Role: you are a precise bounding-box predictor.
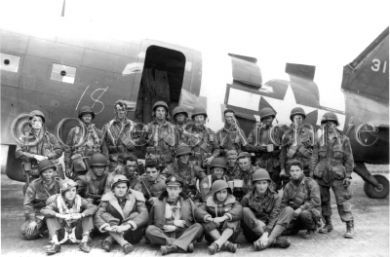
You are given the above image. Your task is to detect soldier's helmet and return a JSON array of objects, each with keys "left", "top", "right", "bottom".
[
  {"left": 29, "top": 110, "right": 46, "bottom": 123},
  {"left": 290, "top": 107, "right": 306, "bottom": 121},
  {"left": 153, "top": 101, "right": 169, "bottom": 112},
  {"left": 191, "top": 106, "right": 208, "bottom": 119},
  {"left": 89, "top": 153, "right": 108, "bottom": 167},
  {"left": 226, "top": 149, "right": 238, "bottom": 159},
  {"left": 60, "top": 178, "right": 78, "bottom": 194},
  {"left": 166, "top": 175, "right": 184, "bottom": 187},
  {"left": 211, "top": 180, "right": 230, "bottom": 195},
  {"left": 111, "top": 174, "right": 130, "bottom": 190},
  {"left": 38, "top": 159, "right": 56, "bottom": 174},
  {"left": 259, "top": 107, "right": 276, "bottom": 120},
  {"left": 252, "top": 168, "right": 271, "bottom": 182},
  {"left": 175, "top": 143, "right": 192, "bottom": 157},
  {"left": 78, "top": 106, "right": 95, "bottom": 119},
  {"left": 237, "top": 151, "right": 251, "bottom": 160},
  {"left": 223, "top": 108, "right": 235, "bottom": 115},
  {"left": 321, "top": 112, "right": 339, "bottom": 126},
  {"left": 172, "top": 106, "right": 188, "bottom": 119},
  {"left": 210, "top": 157, "right": 227, "bottom": 170}
]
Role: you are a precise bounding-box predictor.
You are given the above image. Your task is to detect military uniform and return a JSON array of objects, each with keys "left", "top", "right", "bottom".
[
  {"left": 216, "top": 126, "right": 248, "bottom": 154},
  {"left": 231, "top": 154, "right": 256, "bottom": 202},
  {"left": 95, "top": 175, "right": 148, "bottom": 251},
  {"left": 276, "top": 176, "right": 321, "bottom": 233},
  {"left": 16, "top": 129, "right": 63, "bottom": 186},
  {"left": 101, "top": 118, "right": 137, "bottom": 171},
  {"left": 139, "top": 174, "right": 167, "bottom": 200},
  {"left": 241, "top": 188, "right": 281, "bottom": 242},
  {"left": 172, "top": 105, "right": 190, "bottom": 143},
  {"left": 77, "top": 170, "right": 108, "bottom": 205},
  {"left": 312, "top": 112, "right": 355, "bottom": 237},
  {"left": 145, "top": 176, "right": 203, "bottom": 254},
  {"left": 104, "top": 167, "right": 142, "bottom": 194},
  {"left": 198, "top": 174, "right": 229, "bottom": 202},
  {"left": 21, "top": 177, "right": 61, "bottom": 239}
]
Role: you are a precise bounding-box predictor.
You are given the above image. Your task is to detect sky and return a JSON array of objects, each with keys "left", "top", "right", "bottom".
[{"left": 0, "top": 0, "right": 389, "bottom": 129}]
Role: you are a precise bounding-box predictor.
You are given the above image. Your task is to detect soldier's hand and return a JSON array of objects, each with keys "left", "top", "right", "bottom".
[
  {"left": 163, "top": 225, "right": 177, "bottom": 232},
  {"left": 173, "top": 220, "right": 186, "bottom": 228},
  {"left": 293, "top": 208, "right": 302, "bottom": 218},
  {"left": 115, "top": 224, "right": 130, "bottom": 233},
  {"left": 257, "top": 145, "right": 267, "bottom": 152},
  {"left": 26, "top": 221, "right": 38, "bottom": 234},
  {"left": 55, "top": 213, "right": 67, "bottom": 220},
  {"left": 343, "top": 178, "right": 352, "bottom": 188},
  {"left": 213, "top": 216, "right": 227, "bottom": 224},
  {"left": 259, "top": 232, "right": 269, "bottom": 248},
  {"left": 34, "top": 155, "right": 48, "bottom": 162},
  {"left": 104, "top": 226, "right": 114, "bottom": 232}
]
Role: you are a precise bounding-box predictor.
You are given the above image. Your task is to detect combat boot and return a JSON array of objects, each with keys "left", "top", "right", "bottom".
[
  {"left": 45, "top": 243, "right": 61, "bottom": 255},
  {"left": 319, "top": 216, "right": 333, "bottom": 234},
  {"left": 271, "top": 237, "right": 291, "bottom": 248},
  {"left": 161, "top": 244, "right": 178, "bottom": 255},
  {"left": 344, "top": 220, "right": 354, "bottom": 239}
]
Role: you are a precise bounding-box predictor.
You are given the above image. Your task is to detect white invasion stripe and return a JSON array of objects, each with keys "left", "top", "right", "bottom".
[{"left": 228, "top": 88, "right": 260, "bottom": 111}]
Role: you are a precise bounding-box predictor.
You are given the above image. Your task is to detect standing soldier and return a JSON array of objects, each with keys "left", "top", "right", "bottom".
[
  {"left": 183, "top": 106, "right": 220, "bottom": 168},
  {"left": 145, "top": 175, "right": 204, "bottom": 255},
  {"left": 41, "top": 179, "right": 97, "bottom": 255},
  {"left": 15, "top": 110, "right": 63, "bottom": 191},
  {"left": 313, "top": 112, "right": 355, "bottom": 238},
  {"left": 65, "top": 106, "right": 102, "bottom": 178},
  {"left": 241, "top": 168, "right": 289, "bottom": 250},
  {"left": 280, "top": 107, "right": 315, "bottom": 178},
  {"left": 21, "top": 160, "right": 61, "bottom": 240},
  {"left": 216, "top": 109, "right": 248, "bottom": 155},
  {"left": 95, "top": 175, "right": 148, "bottom": 254},
  {"left": 195, "top": 180, "right": 242, "bottom": 254},
  {"left": 101, "top": 100, "right": 137, "bottom": 172},
  {"left": 255, "top": 160, "right": 321, "bottom": 251},
  {"left": 172, "top": 105, "right": 189, "bottom": 142},
  {"left": 163, "top": 144, "right": 205, "bottom": 199},
  {"left": 146, "top": 101, "right": 178, "bottom": 168},
  {"left": 247, "top": 107, "right": 282, "bottom": 189},
  {"left": 77, "top": 153, "right": 109, "bottom": 205}
]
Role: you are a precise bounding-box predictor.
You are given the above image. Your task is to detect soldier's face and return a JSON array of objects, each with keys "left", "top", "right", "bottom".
[
  {"left": 31, "top": 116, "right": 43, "bottom": 130},
  {"left": 146, "top": 167, "right": 159, "bottom": 181},
  {"left": 64, "top": 187, "right": 77, "bottom": 201},
  {"left": 293, "top": 115, "right": 303, "bottom": 126},
  {"left": 261, "top": 116, "right": 274, "bottom": 127},
  {"left": 41, "top": 168, "right": 54, "bottom": 183},
  {"left": 115, "top": 104, "right": 127, "bottom": 120},
  {"left": 92, "top": 166, "right": 106, "bottom": 177},
  {"left": 212, "top": 167, "right": 225, "bottom": 179},
  {"left": 290, "top": 165, "right": 304, "bottom": 180},
  {"left": 113, "top": 183, "right": 128, "bottom": 198},
  {"left": 238, "top": 157, "right": 251, "bottom": 171},
  {"left": 167, "top": 185, "right": 182, "bottom": 200},
  {"left": 215, "top": 189, "right": 228, "bottom": 202},
  {"left": 194, "top": 115, "right": 205, "bottom": 126},
  {"left": 81, "top": 114, "right": 92, "bottom": 124},
  {"left": 125, "top": 161, "right": 138, "bottom": 177},
  {"left": 175, "top": 113, "right": 186, "bottom": 124},
  {"left": 155, "top": 107, "right": 167, "bottom": 120},
  {"left": 255, "top": 180, "right": 269, "bottom": 194},
  {"left": 227, "top": 156, "right": 237, "bottom": 167},
  {"left": 224, "top": 113, "right": 235, "bottom": 126},
  {"left": 178, "top": 154, "right": 190, "bottom": 164}
]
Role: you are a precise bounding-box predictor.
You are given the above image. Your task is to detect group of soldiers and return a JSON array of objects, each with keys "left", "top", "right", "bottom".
[{"left": 16, "top": 99, "right": 355, "bottom": 255}]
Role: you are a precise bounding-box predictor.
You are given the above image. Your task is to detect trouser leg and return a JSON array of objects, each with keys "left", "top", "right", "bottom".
[
  {"left": 332, "top": 180, "right": 353, "bottom": 222},
  {"left": 173, "top": 223, "right": 203, "bottom": 251},
  {"left": 297, "top": 211, "right": 316, "bottom": 230},
  {"left": 123, "top": 225, "right": 146, "bottom": 244},
  {"left": 242, "top": 207, "right": 265, "bottom": 242},
  {"left": 46, "top": 218, "right": 63, "bottom": 238},
  {"left": 20, "top": 219, "right": 44, "bottom": 240},
  {"left": 145, "top": 225, "right": 173, "bottom": 246}
]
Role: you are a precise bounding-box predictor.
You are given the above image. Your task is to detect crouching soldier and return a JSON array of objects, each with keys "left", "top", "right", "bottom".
[
  {"left": 95, "top": 175, "right": 148, "bottom": 254},
  {"left": 241, "top": 168, "right": 290, "bottom": 250},
  {"left": 145, "top": 175, "right": 203, "bottom": 255},
  {"left": 41, "top": 179, "right": 97, "bottom": 255},
  {"left": 255, "top": 160, "right": 321, "bottom": 251},
  {"left": 21, "top": 160, "right": 61, "bottom": 240},
  {"left": 77, "top": 152, "right": 109, "bottom": 205},
  {"left": 196, "top": 180, "right": 242, "bottom": 255}
]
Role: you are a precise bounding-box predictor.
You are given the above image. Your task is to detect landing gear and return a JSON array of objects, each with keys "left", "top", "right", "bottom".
[
  {"left": 354, "top": 162, "right": 389, "bottom": 199},
  {"left": 364, "top": 174, "right": 389, "bottom": 199}
]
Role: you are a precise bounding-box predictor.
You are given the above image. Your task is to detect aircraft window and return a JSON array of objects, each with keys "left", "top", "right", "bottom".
[
  {"left": 50, "top": 64, "right": 76, "bottom": 84},
  {"left": 0, "top": 53, "right": 20, "bottom": 72}
]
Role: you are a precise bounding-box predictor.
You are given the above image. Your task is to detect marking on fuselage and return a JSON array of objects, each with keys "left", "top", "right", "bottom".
[
  {"left": 90, "top": 86, "right": 109, "bottom": 114},
  {"left": 75, "top": 85, "right": 90, "bottom": 111}
]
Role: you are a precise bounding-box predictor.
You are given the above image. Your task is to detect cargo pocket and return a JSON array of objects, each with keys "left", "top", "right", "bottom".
[{"left": 331, "top": 165, "right": 346, "bottom": 180}]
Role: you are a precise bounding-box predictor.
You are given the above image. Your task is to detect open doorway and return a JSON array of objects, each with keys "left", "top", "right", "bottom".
[{"left": 135, "top": 45, "right": 186, "bottom": 123}]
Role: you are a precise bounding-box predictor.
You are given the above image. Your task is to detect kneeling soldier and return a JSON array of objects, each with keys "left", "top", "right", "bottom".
[
  {"left": 145, "top": 175, "right": 203, "bottom": 255},
  {"left": 41, "top": 179, "right": 97, "bottom": 255},
  {"left": 256, "top": 160, "right": 321, "bottom": 250},
  {"left": 196, "top": 180, "right": 242, "bottom": 255},
  {"left": 95, "top": 175, "right": 148, "bottom": 254},
  {"left": 241, "top": 168, "right": 290, "bottom": 250},
  {"left": 21, "top": 160, "right": 61, "bottom": 240}
]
